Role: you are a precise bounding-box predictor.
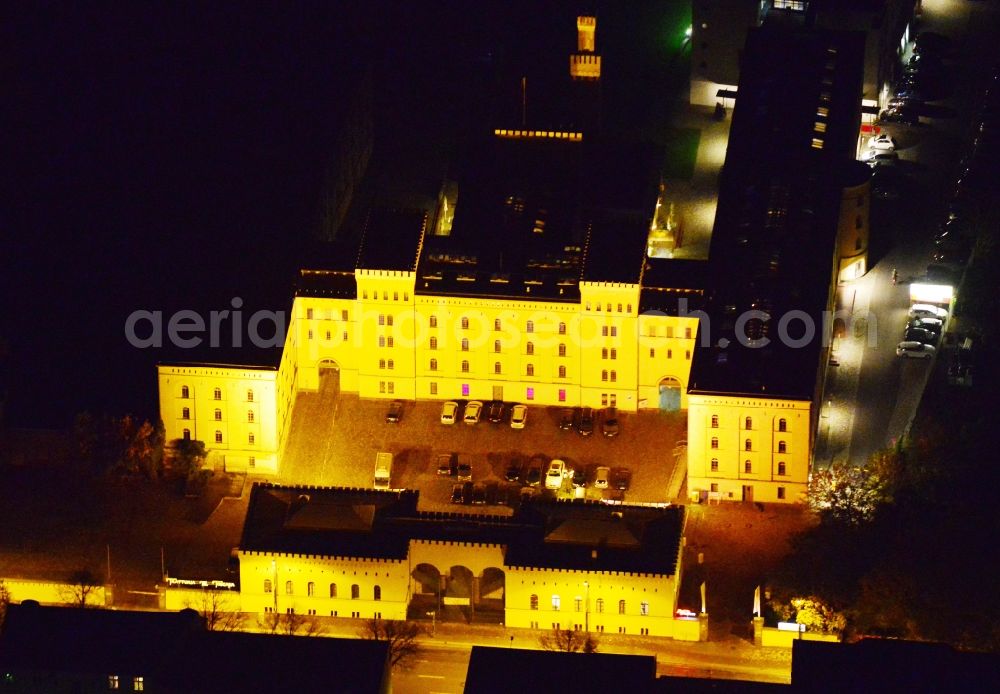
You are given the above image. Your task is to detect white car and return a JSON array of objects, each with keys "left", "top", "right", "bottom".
[
  {"left": 463, "top": 400, "right": 483, "bottom": 425},
  {"left": 594, "top": 466, "right": 611, "bottom": 489},
  {"left": 545, "top": 459, "right": 566, "bottom": 489},
  {"left": 896, "top": 341, "right": 936, "bottom": 359},
  {"left": 510, "top": 404, "right": 527, "bottom": 429},
  {"left": 909, "top": 303, "right": 948, "bottom": 320},
  {"left": 867, "top": 133, "right": 896, "bottom": 151},
  {"left": 440, "top": 401, "right": 459, "bottom": 425}
]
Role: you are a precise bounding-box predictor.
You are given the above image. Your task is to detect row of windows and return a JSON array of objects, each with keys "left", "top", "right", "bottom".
[
  {"left": 643, "top": 326, "right": 693, "bottom": 339},
  {"left": 528, "top": 595, "right": 648, "bottom": 615},
  {"left": 710, "top": 459, "right": 787, "bottom": 475},
  {"left": 307, "top": 330, "right": 349, "bottom": 341},
  {"left": 363, "top": 290, "right": 409, "bottom": 302},
  {"left": 179, "top": 430, "right": 254, "bottom": 446},
  {"left": 305, "top": 308, "right": 350, "bottom": 321},
  {"left": 265, "top": 580, "right": 381, "bottom": 600},
  {"left": 428, "top": 360, "right": 569, "bottom": 378},
  {"left": 181, "top": 408, "right": 256, "bottom": 423},
  {"left": 107, "top": 675, "right": 143, "bottom": 691},
  {"left": 709, "top": 438, "right": 788, "bottom": 453},
  {"left": 427, "top": 337, "right": 574, "bottom": 355},
  {"left": 708, "top": 484, "right": 787, "bottom": 500},
  {"left": 711, "top": 415, "right": 788, "bottom": 432},
  {"left": 180, "top": 386, "right": 254, "bottom": 402},
  {"left": 584, "top": 302, "right": 633, "bottom": 314}
]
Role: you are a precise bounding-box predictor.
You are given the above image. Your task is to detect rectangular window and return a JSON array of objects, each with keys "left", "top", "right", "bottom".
[
  {"left": 494, "top": 318, "right": 501, "bottom": 331},
  {"left": 685, "top": 327, "right": 692, "bottom": 339},
  {"left": 711, "top": 483, "right": 719, "bottom": 492},
  {"left": 306, "top": 308, "right": 314, "bottom": 319},
  {"left": 388, "top": 382, "right": 394, "bottom": 394},
  {"left": 601, "top": 326, "right": 609, "bottom": 337},
  {"left": 378, "top": 315, "right": 385, "bottom": 326},
  {"left": 430, "top": 382, "right": 438, "bottom": 395},
  {"left": 711, "top": 459, "right": 719, "bottom": 472},
  {"left": 325, "top": 330, "right": 331, "bottom": 341},
  {"left": 308, "top": 330, "right": 314, "bottom": 340},
  {"left": 379, "top": 381, "right": 386, "bottom": 394},
  {"left": 342, "top": 309, "right": 349, "bottom": 321},
  {"left": 462, "top": 383, "right": 470, "bottom": 397},
  {"left": 430, "top": 315, "right": 438, "bottom": 328},
  {"left": 610, "top": 348, "right": 617, "bottom": 360},
  {"left": 379, "top": 336, "right": 385, "bottom": 347},
  {"left": 461, "top": 317, "right": 469, "bottom": 329},
  {"left": 611, "top": 327, "right": 617, "bottom": 337},
  {"left": 558, "top": 389, "right": 566, "bottom": 402},
  {"left": 685, "top": 350, "right": 691, "bottom": 360},
  {"left": 387, "top": 316, "right": 393, "bottom": 326},
  {"left": 526, "top": 387, "right": 535, "bottom": 401},
  {"left": 777, "top": 487, "right": 786, "bottom": 500},
  {"left": 650, "top": 348, "right": 655, "bottom": 358}
]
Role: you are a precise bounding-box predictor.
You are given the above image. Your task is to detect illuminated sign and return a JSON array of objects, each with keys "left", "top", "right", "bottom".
[
  {"left": 910, "top": 283, "right": 953, "bottom": 305},
  {"left": 777, "top": 621, "right": 806, "bottom": 632},
  {"left": 675, "top": 608, "right": 698, "bottom": 620},
  {"left": 166, "top": 577, "right": 237, "bottom": 590}
]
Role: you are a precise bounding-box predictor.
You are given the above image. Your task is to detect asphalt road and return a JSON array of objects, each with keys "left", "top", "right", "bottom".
[{"left": 844, "top": 0, "right": 998, "bottom": 465}]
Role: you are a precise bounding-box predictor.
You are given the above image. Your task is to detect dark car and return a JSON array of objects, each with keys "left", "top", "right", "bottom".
[
  {"left": 504, "top": 460, "right": 522, "bottom": 483},
  {"left": 385, "top": 400, "right": 403, "bottom": 423},
  {"left": 612, "top": 468, "right": 632, "bottom": 492},
  {"left": 457, "top": 460, "right": 473, "bottom": 482},
  {"left": 471, "top": 484, "right": 487, "bottom": 505},
  {"left": 451, "top": 484, "right": 464, "bottom": 504},
  {"left": 558, "top": 409, "right": 575, "bottom": 430},
  {"left": 572, "top": 468, "right": 587, "bottom": 488},
  {"left": 576, "top": 407, "right": 595, "bottom": 436},
  {"left": 879, "top": 108, "right": 919, "bottom": 126},
  {"left": 436, "top": 453, "right": 458, "bottom": 476},
  {"left": 461, "top": 481, "right": 474, "bottom": 504},
  {"left": 484, "top": 482, "right": 500, "bottom": 505},
  {"left": 601, "top": 409, "right": 620, "bottom": 438},
  {"left": 525, "top": 459, "right": 543, "bottom": 486},
  {"left": 908, "top": 317, "right": 943, "bottom": 336},
  {"left": 487, "top": 401, "right": 505, "bottom": 423},
  {"left": 905, "top": 327, "right": 936, "bottom": 345}
]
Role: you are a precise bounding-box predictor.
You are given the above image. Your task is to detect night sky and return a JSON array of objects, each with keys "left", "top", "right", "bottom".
[{"left": 4, "top": 1, "right": 679, "bottom": 427}]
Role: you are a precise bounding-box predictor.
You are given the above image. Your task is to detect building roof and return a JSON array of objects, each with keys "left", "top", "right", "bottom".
[
  {"left": 0, "top": 603, "right": 390, "bottom": 694},
  {"left": 791, "top": 638, "right": 1000, "bottom": 691},
  {"left": 415, "top": 134, "right": 661, "bottom": 302},
  {"left": 465, "top": 646, "right": 657, "bottom": 694},
  {"left": 240, "top": 484, "right": 685, "bottom": 576},
  {"left": 689, "top": 26, "right": 867, "bottom": 400},
  {"left": 356, "top": 207, "right": 427, "bottom": 272}
]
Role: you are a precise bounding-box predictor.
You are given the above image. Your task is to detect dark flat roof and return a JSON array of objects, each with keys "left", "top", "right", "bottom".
[
  {"left": 415, "top": 135, "right": 660, "bottom": 302},
  {"left": 690, "top": 27, "right": 866, "bottom": 400},
  {"left": 465, "top": 647, "right": 657, "bottom": 694},
  {"left": 356, "top": 207, "right": 427, "bottom": 272},
  {"left": 240, "top": 485, "right": 684, "bottom": 576},
  {"left": 0, "top": 603, "right": 390, "bottom": 694}
]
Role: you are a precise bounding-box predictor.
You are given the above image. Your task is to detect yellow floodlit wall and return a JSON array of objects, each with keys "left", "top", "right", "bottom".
[{"left": 687, "top": 394, "right": 811, "bottom": 504}]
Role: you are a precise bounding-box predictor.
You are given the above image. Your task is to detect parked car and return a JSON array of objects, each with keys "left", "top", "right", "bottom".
[
  {"left": 558, "top": 408, "right": 575, "bottom": 431},
  {"left": 909, "top": 303, "right": 948, "bottom": 320},
  {"left": 510, "top": 404, "right": 528, "bottom": 429},
  {"left": 887, "top": 95, "right": 923, "bottom": 110},
  {"left": 572, "top": 467, "right": 587, "bottom": 488},
  {"left": 463, "top": 400, "right": 483, "bottom": 425},
  {"left": 385, "top": 400, "right": 403, "bottom": 423},
  {"left": 908, "top": 317, "right": 943, "bottom": 335},
  {"left": 525, "top": 459, "right": 543, "bottom": 486},
  {"left": 866, "top": 152, "right": 899, "bottom": 167},
  {"left": 471, "top": 484, "right": 487, "bottom": 505},
  {"left": 879, "top": 108, "right": 919, "bottom": 126},
  {"left": 436, "top": 452, "right": 457, "bottom": 476},
  {"left": 904, "top": 327, "right": 936, "bottom": 345},
  {"left": 504, "top": 459, "right": 522, "bottom": 482},
  {"left": 484, "top": 482, "right": 500, "bottom": 505},
  {"left": 896, "top": 341, "right": 936, "bottom": 359},
  {"left": 545, "top": 459, "right": 566, "bottom": 490},
  {"left": 594, "top": 466, "right": 611, "bottom": 489},
  {"left": 486, "top": 401, "right": 505, "bottom": 423},
  {"left": 601, "top": 409, "right": 620, "bottom": 438},
  {"left": 461, "top": 481, "right": 474, "bottom": 504},
  {"left": 612, "top": 468, "right": 632, "bottom": 492},
  {"left": 576, "top": 407, "right": 595, "bottom": 436},
  {"left": 867, "top": 133, "right": 896, "bottom": 151},
  {"left": 451, "top": 484, "right": 464, "bottom": 504},
  {"left": 440, "top": 401, "right": 460, "bottom": 425},
  {"left": 457, "top": 460, "right": 473, "bottom": 481}
]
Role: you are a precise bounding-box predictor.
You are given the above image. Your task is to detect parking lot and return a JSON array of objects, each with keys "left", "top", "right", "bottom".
[{"left": 278, "top": 384, "right": 687, "bottom": 512}]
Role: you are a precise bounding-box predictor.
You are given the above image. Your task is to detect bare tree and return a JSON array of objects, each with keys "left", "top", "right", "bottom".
[
  {"left": 0, "top": 580, "right": 11, "bottom": 626},
  {"left": 62, "top": 569, "right": 102, "bottom": 607},
  {"left": 256, "top": 611, "right": 323, "bottom": 637},
  {"left": 539, "top": 628, "right": 599, "bottom": 653},
  {"left": 191, "top": 589, "right": 244, "bottom": 632},
  {"left": 359, "top": 618, "right": 424, "bottom": 669}
]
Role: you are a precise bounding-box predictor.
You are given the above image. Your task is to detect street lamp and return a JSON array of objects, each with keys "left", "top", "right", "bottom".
[
  {"left": 583, "top": 581, "right": 590, "bottom": 632},
  {"left": 271, "top": 559, "right": 278, "bottom": 614}
]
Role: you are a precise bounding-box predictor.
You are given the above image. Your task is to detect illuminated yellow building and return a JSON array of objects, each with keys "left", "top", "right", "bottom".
[{"left": 236, "top": 484, "right": 695, "bottom": 638}]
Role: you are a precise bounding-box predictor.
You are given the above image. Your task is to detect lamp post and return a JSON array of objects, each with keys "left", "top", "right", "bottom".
[
  {"left": 271, "top": 559, "right": 278, "bottom": 614},
  {"left": 584, "top": 581, "right": 590, "bottom": 633}
]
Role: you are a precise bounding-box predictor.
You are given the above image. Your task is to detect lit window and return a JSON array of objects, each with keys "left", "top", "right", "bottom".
[
  {"left": 285, "top": 581, "right": 293, "bottom": 595},
  {"left": 430, "top": 337, "right": 438, "bottom": 350},
  {"left": 814, "top": 121, "right": 827, "bottom": 133},
  {"left": 214, "top": 408, "right": 222, "bottom": 421},
  {"left": 494, "top": 318, "right": 501, "bottom": 331},
  {"left": 248, "top": 433, "right": 255, "bottom": 445},
  {"left": 595, "top": 598, "right": 604, "bottom": 613},
  {"left": 374, "top": 585, "right": 382, "bottom": 601},
  {"left": 307, "top": 582, "right": 315, "bottom": 596},
  {"left": 213, "top": 388, "right": 221, "bottom": 400},
  {"left": 133, "top": 676, "right": 144, "bottom": 692},
  {"left": 610, "top": 370, "right": 617, "bottom": 383},
  {"left": 558, "top": 365, "right": 566, "bottom": 378},
  {"left": 527, "top": 321, "right": 534, "bottom": 333},
  {"left": 710, "top": 437, "right": 718, "bottom": 450},
  {"left": 811, "top": 137, "right": 824, "bottom": 149},
  {"left": 264, "top": 579, "right": 272, "bottom": 593},
  {"left": 461, "top": 360, "right": 470, "bottom": 373},
  {"left": 247, "top": 389, "right": 254, "bottom": 402},
  {"left": 462, "top": 338, "right": 469, "bottom": 351},
  {"left": 494, "top": 339, "right": 501, "bottom": 353},
  {"left": 215, "top": 431, "right": 222, "bottom": 444},
  {"left": 247, "top": 410, "right": 255, "bottom": 423},
  {"left": 778, "top": 462, "right": 787, "bottom": 476},
  {"left": 640, "top": 601, "right": 649, "bottom": 616},
  {"left": 109, "top": 675, "right": 120, "bottom": 690},
  {"left": 558, "top": 389, "right": 566, "bottom": 402},
  {"left": 461, "top": 317, "right": 469, "bottom": 329},
  {"left": 181, "top": 407, "right": 190, "bottom": 420},
  {"left": 526, "top": 387, "right": 534, "bottom": 400},
  {"left": 351, "top": 584, "right": 360, "bottom": 599},
  {"left": 559, "top": 322, "right": 566, "bottom": 335},
  {"left": 430, "top": 382, "right": 438, "bottom": 395},
  {"left": 530, "top": 594, "right": 539, "bottom": 610},
  {"left": 552, "top": 595, "right": 560, "bottom": 610},
  {"left": 602, "top": 370, "right": 608, "bottom": 382},
  {"left": 711, "top": 458, "right": 719, "bottom": 472},
  {"left": 181, "top": 386, "right": 189, "bottom": 399},
  {"left": 558, "top": 343, "right": 566, "bottom": 357},
  {"left": 430, "top": 359, "right": 438, "bottom": 371},
  {"left": 430, "top": 315, "right": 438, "bottom": 328},
  {"left": 618, "top": 599, "right": 626, "bottom": 614}
]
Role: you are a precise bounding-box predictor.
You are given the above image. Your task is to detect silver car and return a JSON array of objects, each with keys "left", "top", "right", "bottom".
[{"left": 896, "top": 341, "right": 935, "bottom": 359}]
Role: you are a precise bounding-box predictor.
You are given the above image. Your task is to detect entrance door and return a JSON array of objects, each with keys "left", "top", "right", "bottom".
[
  {"left": 658, "top": 382, "right": 681, "bottom": 410},
  {"left": 492, "top": 385, "right": 503, "bottom": 401},
  {"left": 742, "top": 485, "right": 754, "bottom": 503}
]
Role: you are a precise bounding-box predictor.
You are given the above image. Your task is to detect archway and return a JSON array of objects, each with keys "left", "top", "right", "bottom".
[
  {"left": 658, "top": 376, "right": 682, "bottom": 411},
  {"left": 411, "top": 563, "right": 441, "bottom": 595},
  {"left": 318, "top": 359, "right": 341, "bottom": 398},
  {"left": 478, "top": 567, "right": 506, "bottom": 618}
]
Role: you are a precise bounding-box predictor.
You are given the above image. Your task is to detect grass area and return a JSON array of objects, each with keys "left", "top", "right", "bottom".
[{"left": 661, "top": 128, "right": 702, "bottom": 180}]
